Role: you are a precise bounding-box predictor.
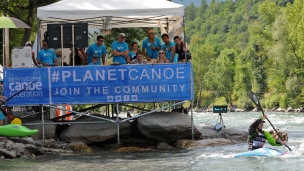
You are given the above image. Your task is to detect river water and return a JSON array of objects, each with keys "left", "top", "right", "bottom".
[{"left": 1, "top": 112, "right": 304, "bottom": 171}]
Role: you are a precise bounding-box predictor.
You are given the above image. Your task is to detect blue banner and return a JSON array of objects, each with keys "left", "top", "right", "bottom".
[{"left": 4, "top": 63, "right": 194, "bottom": 106}]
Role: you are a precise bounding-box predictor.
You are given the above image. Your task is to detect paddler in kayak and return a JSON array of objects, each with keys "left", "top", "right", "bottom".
[{"left": 248, "top": 114, "right": 286, "bottom": 150}]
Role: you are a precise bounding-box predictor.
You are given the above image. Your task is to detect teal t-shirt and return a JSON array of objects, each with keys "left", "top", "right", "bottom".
[
  {"left": 37, "top": 49, "right": 57, "bottom": 65},
  {"left": 161, "top": 41, "right": 178, "bottom": 63},
  {"left": 112, "top": 40, "right": 129, "bottom": 64},
  {"left": 128, "top": 51, "right": 137, "bottom": 61},
  {"left": 86, "top": 43, "right": 107, "bottom": 64},
  {"left": 142, "top": 37, "right": 162, "bottom": 59},
  {"left": 0, "top": 110, "right": 5, "bottom": 120}
]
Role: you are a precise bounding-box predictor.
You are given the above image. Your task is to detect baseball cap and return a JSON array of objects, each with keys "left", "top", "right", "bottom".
[
  {"left": 25, "top": 41, "right": 32, "bottom": 46},
  {"left": 92, "top": 54, "right": 98, "bottom": 59},
  {"left": 119, "top": 33, "right": 126, "bottom": 38}
]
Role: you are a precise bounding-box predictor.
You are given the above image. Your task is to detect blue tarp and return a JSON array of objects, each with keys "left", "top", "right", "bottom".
[{"left": 4, "top": 63, "right": 194, "bottom": 105}]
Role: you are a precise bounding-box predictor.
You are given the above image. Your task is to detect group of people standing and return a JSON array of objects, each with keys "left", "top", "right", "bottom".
[{"left": 32, "top": 28, "right": 189, "bottom": 67}]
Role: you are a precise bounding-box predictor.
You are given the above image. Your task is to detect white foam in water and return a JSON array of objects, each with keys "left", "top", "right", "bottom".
[
  {"left": 198, "top": 152, "right": 235, "bottom": 159},
  {"left": 292, "top": 118, "right": 304, "bottom": 124},
  {"left": 276, "top": 120, "right": 287, "bottom": 124}
]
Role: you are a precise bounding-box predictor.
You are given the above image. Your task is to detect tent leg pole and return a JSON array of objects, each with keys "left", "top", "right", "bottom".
[
  {"left": 183, "top": 16, "right": 187, "bottom": 61},
  {"left": 40, "top": 104, "right": 45, "bottom": 140},
  {"left": 2, "top": 28, "right": 4, "bottom": 67},
  {"left": 116, "top": 103, "right": 120, "bottom": 144},
  {"left": 191, "top": 100, "right": 194, "bottom": 140}
]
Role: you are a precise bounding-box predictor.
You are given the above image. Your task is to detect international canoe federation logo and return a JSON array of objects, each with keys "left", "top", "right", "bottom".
[{"left": 8, "top": 76, "right": 43, "bottom": 98}]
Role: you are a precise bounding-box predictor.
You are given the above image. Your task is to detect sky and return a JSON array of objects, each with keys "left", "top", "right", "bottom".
[{"left": 172, "top": 0, "right": 204, "bottom": 6}]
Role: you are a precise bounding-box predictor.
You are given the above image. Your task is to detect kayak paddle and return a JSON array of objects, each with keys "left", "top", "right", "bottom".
[
  {"left": 248, "top": 91, "right": 292, "bottom": 151},
  {"left": 0, "top": 81, "right": 35, "bottom": 125}
]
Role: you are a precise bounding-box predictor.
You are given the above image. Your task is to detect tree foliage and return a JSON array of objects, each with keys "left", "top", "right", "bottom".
[
  {"left": 186, "top": 0, "right": 304, "bottom": 109},
  {"left": 2, "top": 0, "right": 304, "bottom": 109}
]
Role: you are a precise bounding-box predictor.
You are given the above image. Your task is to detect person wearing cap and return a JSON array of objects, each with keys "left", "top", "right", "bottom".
[
  {"left": 25, "top": 41, "right": 38, "bottom": 66},
  {"left": 248, "top": 114, "right": 286, "bottom": 151},
  {"left": 84, "top": 35, "right": 106, "bottom": 65},
  {"left": 88, "top": 55, "right": 99, "bottom": 65},
  {"left": 37, "top": 39, "right": 58, "bottom": 66},
  {"left": 161, "top": 33, "right": 178, "bottom": 63},
  {"left": 111, "top": 33, "right": 129, "bottom": 64},
  {"left": 142, "top": 28, "right": 162, "bottom": 62}
]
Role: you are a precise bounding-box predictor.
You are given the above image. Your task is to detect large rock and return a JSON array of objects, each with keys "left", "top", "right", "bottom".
[
  {"left": 22, "top": 118, "right": 57, "bottom": 139},
  {"left": 266, "top": 127, "right": 288, "bottom": 142},
  {"left": 66, "top": 142, "right": 93, "bottom": 152},
  {"left": 174, "top": 138, "right": 233, "bottom": 149},
  {"left": 198, "top": 125, "right": 248, "bottom": 143},
  {"left": 137, "top": 112, "right": 202, "bottom": 143},
  {"left": 60, "top": 114, "right": 132, "bottom": 143}
]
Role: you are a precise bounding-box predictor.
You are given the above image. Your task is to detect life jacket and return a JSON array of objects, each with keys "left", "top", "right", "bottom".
[{"left": 249, "top": 130, "right": 267, "bottom": 150}]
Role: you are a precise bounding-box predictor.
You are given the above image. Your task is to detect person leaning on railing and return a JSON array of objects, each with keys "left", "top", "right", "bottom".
[
  {"left": 84, "top": 35, "right": 106, "bottom": 65},
  {"left": 161, "top": 33, "right": 178, "bottom": 63},
  {"left": 69, "top": 47, "right": 85, "bottom": 66},
  {"left": 156, "top": 50, "right": 169, "bottom": 63},
  {"left": 173, "top": 36, "right": 191, "bottom": 62},
  {"left": 131, "top": 51, "right": 147, "bottom": 64}
]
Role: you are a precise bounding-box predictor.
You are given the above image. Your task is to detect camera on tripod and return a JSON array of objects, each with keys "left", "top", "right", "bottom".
[{"left": 213, "top": 105, "right": 227, "bottom": 131}]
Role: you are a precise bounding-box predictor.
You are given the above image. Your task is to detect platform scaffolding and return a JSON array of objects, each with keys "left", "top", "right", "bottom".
[{"left": 18, "top": 100, "right": 193, "bottom": 143}]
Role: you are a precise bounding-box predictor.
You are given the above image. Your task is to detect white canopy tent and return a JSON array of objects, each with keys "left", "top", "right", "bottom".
[
  {"left": 37, "top": 0, "right": 184, "bottom": 35},
  {"left": 35, "top": 0, "right": 185, "bottom": 64}
]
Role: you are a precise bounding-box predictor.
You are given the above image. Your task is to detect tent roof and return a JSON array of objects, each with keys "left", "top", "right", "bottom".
[{"left": 37, "top": 0, "right": 184, "bottom": 28}]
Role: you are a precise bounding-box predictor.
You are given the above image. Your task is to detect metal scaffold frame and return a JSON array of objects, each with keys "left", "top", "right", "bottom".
[{"left": 20, "top": 100, "right": 193, "bottom": 143}]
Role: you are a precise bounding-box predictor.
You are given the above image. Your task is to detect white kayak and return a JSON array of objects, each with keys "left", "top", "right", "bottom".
[{"left": 234, "top": 148, "right": 286, "bottom": 158}]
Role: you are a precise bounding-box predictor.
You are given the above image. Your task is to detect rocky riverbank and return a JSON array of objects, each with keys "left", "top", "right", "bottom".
[
  {"left": 0, "top": 112, "right": 288, "bottom": 159},
  {"left": 196, "top": 107, "right": 304, "bottom": 113}
]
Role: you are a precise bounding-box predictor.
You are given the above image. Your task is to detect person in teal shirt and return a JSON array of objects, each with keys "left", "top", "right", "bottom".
[
  {"left": 111, "top": 33, "right": 129, "bottom": 64},
  {"left": 142, "top": 28, "right": 162, "bottom": 61},
  {"left": 88, "top": 55, "right": 99, "bottom": 65},
  {"left": 37, "top": 40, "right": 58, "bottom": 66},
  {"left": 84, "top": 35, "right": 107, "bottom": 65},
  {"left": 161, "top": 33, "right": 178, "bottom": 63},
  {"left": 128, "top": 42, "right": 138, "bottom": 62}
]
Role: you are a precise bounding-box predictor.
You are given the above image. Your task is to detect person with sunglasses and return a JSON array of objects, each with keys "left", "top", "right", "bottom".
[
  {"left": 84, "top": 35, "right": 106, "bottom": 65},
  {"left": 142, "top": 28, "right": 162, "bottom": 62},
  {"left": 156, "top": 50, "right": 169, "bottom": 63},
  {"left": 37, "top": 39, "right": 58, "bottom": 66}
]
